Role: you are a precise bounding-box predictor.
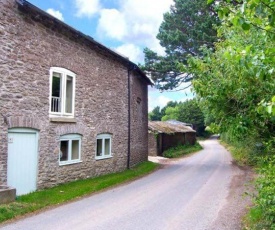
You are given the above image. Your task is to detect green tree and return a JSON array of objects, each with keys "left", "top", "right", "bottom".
[
  {"left": 148, "top": 106, "right": 162, "bottom": 121},
  {"left": 141, "top": 0, "right": 219, "bottom": 90},
  {"left": 187, "top": 0, "right": 275, "bottom": 142},
  {"left": 162, "top": 99, "right": 205, "bottom": 135},
  {"left": 149, "top": 101, "right": 178, "bottom": 121}
]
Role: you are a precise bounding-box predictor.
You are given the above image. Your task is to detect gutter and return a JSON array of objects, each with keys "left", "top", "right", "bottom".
[
  {"left": 15, "top": 0, "right": 152, "bottom": 85},
  {"left": 127, "top": 64, "right": 138, "bottom": 169}
]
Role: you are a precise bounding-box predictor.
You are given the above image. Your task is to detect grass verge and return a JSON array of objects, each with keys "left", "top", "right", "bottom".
[
  {"left": 243, "top": 155, "right": 275, "bottom": 230},
  {"left": 163, "top": 142, "right": 203, "bottom": 158},
  {"left": 0, "top": 161, "right": 158, "bottom": 223},
  {"left": 219, "top": 138, "right": 275, "bottom": 229}
]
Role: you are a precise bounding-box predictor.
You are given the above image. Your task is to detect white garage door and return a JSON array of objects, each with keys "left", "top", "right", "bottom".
[{"left": 7, "top": 128, "right": 39, "bottom": 196}]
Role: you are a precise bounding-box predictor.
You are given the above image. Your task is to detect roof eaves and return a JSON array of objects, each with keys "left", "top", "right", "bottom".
[{"left": 15, "top": 0, "right": 152, "bottom": 85}]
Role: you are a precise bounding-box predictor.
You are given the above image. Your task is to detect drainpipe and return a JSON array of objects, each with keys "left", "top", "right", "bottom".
[{"left": 127, "top": 64, "right": 137, "bottom": 169}]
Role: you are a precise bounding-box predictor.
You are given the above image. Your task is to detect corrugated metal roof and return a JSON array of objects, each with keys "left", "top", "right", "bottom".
[{"left": 148, "top": 121, "right": 196, "bottom": 134}]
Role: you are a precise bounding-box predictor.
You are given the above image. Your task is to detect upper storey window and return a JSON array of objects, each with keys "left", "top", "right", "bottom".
[{"left": 50, "top": 67, "right": 75, "bottom": 117}]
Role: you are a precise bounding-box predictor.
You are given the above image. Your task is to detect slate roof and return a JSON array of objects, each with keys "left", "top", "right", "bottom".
[{"left": 148, "top": 121, "right": 196, "bottom": 134}]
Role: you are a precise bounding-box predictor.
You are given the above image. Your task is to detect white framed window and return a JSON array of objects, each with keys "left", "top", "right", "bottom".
[
  {"left": 50, "top": 67, "right": 76, "bottom": 117},
  {"left": 96, "top": 134, "right": 112, "bottom": 160},
  {"left": 59, "top": 134, "right": 82, "bottom": 165}
]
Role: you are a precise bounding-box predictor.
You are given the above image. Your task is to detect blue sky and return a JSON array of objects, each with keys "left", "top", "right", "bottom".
[{"left": 27, "top": 0, "right": 194, "bottom": 111}]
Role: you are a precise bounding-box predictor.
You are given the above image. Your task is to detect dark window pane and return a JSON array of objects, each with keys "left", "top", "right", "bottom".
[
  {"left": 51, "top": 73, "right": 62, "bottom": 112},
  {"left": 60, "top": 140, "right": 69, "bottom": 161},
  {"left": 97, "top": 139, "right": 102, "bottom": 156}
]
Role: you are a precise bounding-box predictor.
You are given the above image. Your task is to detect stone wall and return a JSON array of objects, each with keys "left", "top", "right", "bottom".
[
  {"left": 0, "top": 1, "right": 148, "bottom": 189},
  {"left": 129, "top": 72, "right": 149, "bottom": 166},
  {"left": 148, "top": 133, "right": 158, "bottom": 156}
]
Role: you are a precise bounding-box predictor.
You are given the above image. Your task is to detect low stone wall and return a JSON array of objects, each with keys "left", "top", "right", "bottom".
[{"left": 0, "top": 186, "right": 16, "bottom": 204}]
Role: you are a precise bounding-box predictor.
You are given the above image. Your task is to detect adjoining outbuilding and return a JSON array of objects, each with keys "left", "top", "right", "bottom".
[{"left": 148, "top": 120, "right": 196, "bottom": 156}]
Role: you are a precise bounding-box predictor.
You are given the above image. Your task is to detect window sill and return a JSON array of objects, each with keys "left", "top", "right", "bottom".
[
  {"left": 59, "top": 160, "right": 82, "bottom": 166},
  {"left": 50, "top": 117, "right": 77, "bottom": 123},
  {"left": 95, "top": 155, "right": 113, "bottom": 161}
]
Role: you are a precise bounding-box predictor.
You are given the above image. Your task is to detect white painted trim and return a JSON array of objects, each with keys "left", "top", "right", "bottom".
[
  {"left": 59, "top": 160, "right": 82, "bottom": 166},
  {"left": 49, "top": 67, "right": 76, "bottom": 118},
  {"left": 95, "top": 134, "right": 112, "bottom": 159},
  {"left": 59, "top": 133, "right": 82, "bottom": 166},
  {"left": 95, "top": 156, "right": 113, "bottom": 161}
]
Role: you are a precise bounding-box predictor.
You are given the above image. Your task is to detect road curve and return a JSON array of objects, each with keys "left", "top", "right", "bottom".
[{"left": 1, "top": 137, "right": 236, "bottom": 230}]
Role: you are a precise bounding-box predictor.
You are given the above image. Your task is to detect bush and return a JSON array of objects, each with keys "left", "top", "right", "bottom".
[
  {"left": 220, "top": 132, "right": 265, "bottom": 166},
  {"left": 246, "top": 155, "right": 275, "bottom": 229},
  {"left": 163, "top": 142, "right": 203, "bottom": 158}
]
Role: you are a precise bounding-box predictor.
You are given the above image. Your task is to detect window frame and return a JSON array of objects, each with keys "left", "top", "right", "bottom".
[
  {"left": 59, "top": 134, "right": 82, "bottom": 166},
  {"left": 95, "top": 134, "right": 112, "bottom": 160},
  {"left": 49, "top": 67, "right": 76, "bottom": 118}
]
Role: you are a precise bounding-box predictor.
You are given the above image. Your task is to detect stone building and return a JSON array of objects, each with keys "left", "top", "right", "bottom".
[
  {"left": 148, "top": 121, "right": 196, "bottom": 156},
  {"left": 0, "top": 0, "right": 151, "bottom": 195}
]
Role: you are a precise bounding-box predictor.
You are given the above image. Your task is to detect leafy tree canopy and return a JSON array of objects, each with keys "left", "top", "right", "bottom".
[
  {"left": 187, "top": 0, "right": 275, "bottom": 142},
  {"left": 149, "top": 99, "right": 205, "bottom": 135},
  {"left": 149, "top": 101, "right": 178, "bottom": 121},
  {"left": 162, "top": 99, "right": 205, "bottom": 135},
  {"left": 141, "top": 0, "right": 219, "bottom": 90}
]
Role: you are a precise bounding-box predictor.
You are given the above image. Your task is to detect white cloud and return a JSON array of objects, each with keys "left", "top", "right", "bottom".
[
  {"left": 74, "top": 0, "right": 102, "bottom": 18},
  {"left": 148, "top": 94, "right": 171, "bottom": 112},
  {"left": 148, "top": 83, "right": 195, "bottom": 112},
  {"left": 98, "top": 9, "right": 126, "bottom": 40},
  {"left": 114, "top": 43, "right": 143, "bottom": 64},
  {"left": 46, "top": 8, "right": 64, "bottom": 21},
  {"left": 96, "top": 0, "right": 173, "bottom": 62},
  {"left": 148, "top": 86, "right": 173, "bottom": 112}
]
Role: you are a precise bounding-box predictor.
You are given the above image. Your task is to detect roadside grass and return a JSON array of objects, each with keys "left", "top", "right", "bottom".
[
  {"left": 243, "top": 155, "right": 275, "bottom": 230},
  {"left": 219, "top": 140, "right": 259, "bottom": 166},
  {"left": 0, "top": 161, "right": 158, "bottom": 223},
  {"left": 163, "top": 142, "right": 203, "bottom": 158},
  {"left": 220, "top": 136, "right": 275, "bottom": 230},
  {"left": 219, "top": 141, "right": 250, "bottom": 166}
]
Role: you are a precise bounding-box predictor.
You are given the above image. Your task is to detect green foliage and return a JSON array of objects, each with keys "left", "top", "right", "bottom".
[
  {"left": 163, "top": 142, "right": 203, "bottom": 158},
  {"left": 149, "top": 101, "right": 179, "bottom": 121},
  {"left": 246, "top": 155, "right": 275, "bottom": 229},
  {"left": 187, "top": 0, "right": 275, "bottom": 144},
  {"left": 161, "top": 99, "right": 206, "bottom": 135},
  {"left": 0, "top": 162, "right": 158, "bottom": 223},
  {"left": 141, "top": 0, "right": 219, "bottom": 90},
  {"left": 149, "top": 106, "right": 163, "bottom": 121},
  {"left": 258, "top": 96, "right": 275, "bottom": 117}
]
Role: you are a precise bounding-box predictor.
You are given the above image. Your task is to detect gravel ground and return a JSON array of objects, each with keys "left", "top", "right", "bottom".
[{"left": 210, "top": 162, "right": 255, "bottom": 230}]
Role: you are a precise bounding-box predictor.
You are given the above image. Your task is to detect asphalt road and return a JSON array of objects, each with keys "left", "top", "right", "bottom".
[{"left": 1, "top": 137, "right": 239, "bottom": 230}]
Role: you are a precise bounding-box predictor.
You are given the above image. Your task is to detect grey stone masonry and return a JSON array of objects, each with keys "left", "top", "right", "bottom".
[{"left": 0, "top": 0, "right": 150, "bottom": 189}]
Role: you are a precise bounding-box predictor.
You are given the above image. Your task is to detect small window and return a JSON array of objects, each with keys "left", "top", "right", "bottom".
[
  {"left": 50, "top": 67, "right": 76, "bottom": 117},
  {"left": 96, "top": 134, "right": 112, "bottom": 159},
  {"left": 59, "top": 134, "right": 82, "bottom": 165}
]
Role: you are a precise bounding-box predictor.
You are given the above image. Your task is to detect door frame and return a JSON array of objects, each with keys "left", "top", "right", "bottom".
[{"left": 7, "top": 128, "right": 39, "bottom": 194}]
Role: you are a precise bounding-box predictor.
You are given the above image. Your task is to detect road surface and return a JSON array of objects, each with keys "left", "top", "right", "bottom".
[{"left": 1, "top": 137, "right": 252, "bottom": 230}]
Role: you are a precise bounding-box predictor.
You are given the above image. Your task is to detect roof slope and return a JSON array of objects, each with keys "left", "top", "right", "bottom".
[
  {"left": 148, "top": 121, "right": 196, "bottom": 134},
  {"left": 15, "top": 0, "right": 152, "bottom": 85}
]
